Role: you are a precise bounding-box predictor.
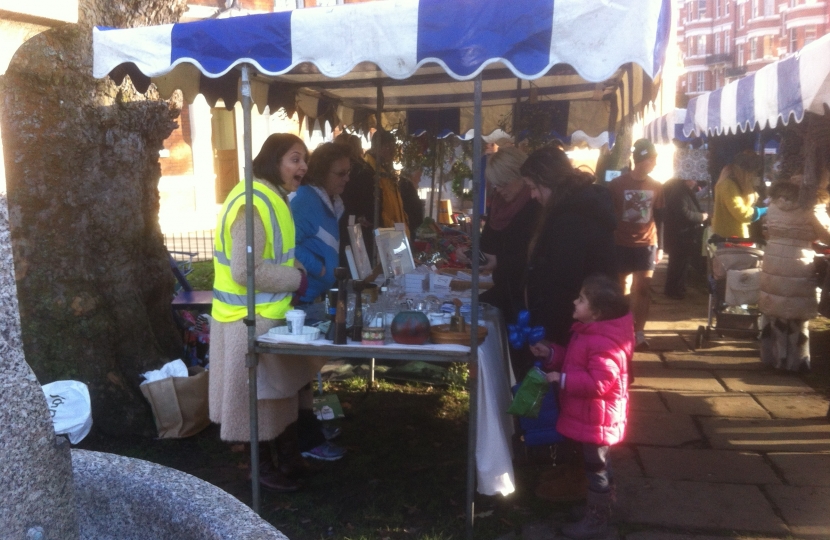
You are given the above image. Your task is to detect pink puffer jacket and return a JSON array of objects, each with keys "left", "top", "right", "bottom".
[{"left": 544, "top": 313, "right": 633, "bottom": 445}]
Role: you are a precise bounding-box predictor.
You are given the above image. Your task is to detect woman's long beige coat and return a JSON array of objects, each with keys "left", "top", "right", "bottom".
[
  {"left": 209, "top": 181, "right": 327, "bottom": 442},
  {"left": 759, "top": 191, "right": 830, "bottom": 321}
]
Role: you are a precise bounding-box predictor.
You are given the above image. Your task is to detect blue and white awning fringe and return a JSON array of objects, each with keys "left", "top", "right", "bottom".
[{"left": 683, "top": 33, "right": 830, "bottom": 138}]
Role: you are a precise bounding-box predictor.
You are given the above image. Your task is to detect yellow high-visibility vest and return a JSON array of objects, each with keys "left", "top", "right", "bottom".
[{"left": 212, "top": 181, "right": 295, "bottom": 322}]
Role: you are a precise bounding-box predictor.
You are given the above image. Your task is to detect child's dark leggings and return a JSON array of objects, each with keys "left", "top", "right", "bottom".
[{"left": 582, "top": 443, "right": 612, "bottom": 493}]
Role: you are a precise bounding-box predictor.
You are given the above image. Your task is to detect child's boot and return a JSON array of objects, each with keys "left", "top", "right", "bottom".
[{"left": 561, "top": 489, "right": 611, "bottom": 539}]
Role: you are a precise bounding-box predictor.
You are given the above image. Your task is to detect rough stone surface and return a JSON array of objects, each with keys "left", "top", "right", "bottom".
[
  {"left": 0, "top": 194, "right": 79, "bottom": 538},
  {"left": 700, "top": 418, "right": 830, "bottom": 452},
  {"left": 616, "top": 477, "right": 788, "bottom": 535},
  {"left": 662, "top": 352, "right": 766, "bottom": 371},
  {"left": 763, "top": 485, "right": 830, "bottom": 539},
  {"left": 72, "top": 450, "right": 286, "bottom": 539},
  {"left": 611, "top": 445, "right": 643, "bottom": 478},
  {"left": 625, "top": 412, "right": 702, "bottom": 447},
  {"left": 637, "top": 448, "right": 780, "bottom": 484},
  {"left": 629, "top": 390, "right": 669, "bottom": 412},
  {"left": 1, "top": 0, "right": 189, "bottom": 436},
  {"left": 767, "top": 453, "right": 830, "bottom": 486},
  {"left": 752, "top": 393, "right": 830, "bottom": 419},
  {"left": 717, "top": 371, "right": 815, "bottom": 394},
  {"left": 632, "top": 366, "right": 726, "bottom": 392},
  {"left": 661, "top": 392, "right": 770, "bottom": 418}
]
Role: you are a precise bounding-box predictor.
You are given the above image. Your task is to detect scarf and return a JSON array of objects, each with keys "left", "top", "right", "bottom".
[{"left": 488, "top": 184, "right": 532, "bottom": 231}]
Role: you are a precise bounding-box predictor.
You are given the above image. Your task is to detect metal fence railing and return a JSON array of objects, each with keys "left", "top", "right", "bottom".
[{"left": 164, "top": 230, "right": 215, "bottom": 262}]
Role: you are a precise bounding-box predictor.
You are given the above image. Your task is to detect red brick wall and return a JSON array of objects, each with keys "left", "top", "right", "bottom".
[{"left": 160, "top": 103, "right": 194, "bottom": 177}]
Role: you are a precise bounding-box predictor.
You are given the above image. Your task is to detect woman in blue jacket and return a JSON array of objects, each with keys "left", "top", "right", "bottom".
[{"left": 291, "top": 142, "right": 351, "bottom": 303}]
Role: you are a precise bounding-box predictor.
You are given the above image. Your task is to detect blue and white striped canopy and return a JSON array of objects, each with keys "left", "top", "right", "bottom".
[
  {"left": 94, "top": 0, "right": 670, "bottom": 136},
  {"left": 644, "top": 108, "right": 700, "bottom": 145},
  {"left": 683, "top": 33, "right": 830, "bottom": 138}
]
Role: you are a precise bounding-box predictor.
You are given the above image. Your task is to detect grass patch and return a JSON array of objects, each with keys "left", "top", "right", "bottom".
[
  {"left": 78, "top": 378, "right": 565, "bottom": 540},
  {"left": 186, "top": 260, "right": 214, "bottom": 290}
]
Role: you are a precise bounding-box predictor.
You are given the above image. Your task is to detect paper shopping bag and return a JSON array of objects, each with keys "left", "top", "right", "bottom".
[{"left": 140, "top": 366, "right": 210, "bottom": 438}]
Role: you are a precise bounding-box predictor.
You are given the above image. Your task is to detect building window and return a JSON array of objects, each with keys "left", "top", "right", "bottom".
[
  {"left": 316, "top": 0, "right": 338, "bottom": 6},
  {"left": 765, "top": 0, "right": 774, "bottom": 15},
  {"left": 750, "top": 37, "right": 758, "bottom": 60},
  {"left": 805, "top": 25, "right": 817, "bottom": 45},
  {"left": 763, "top": 35, "right": 774, "bottom": 57},
  {"left": 789, "top": 28, "right": 798, "bottom": 52},
  {"left": 715, "top": 0, "right": 720, "bottom": 16},
  {"left": 697, "top": 72, "right": 706, "bottom": 92},
  {"left": 715, "top": 32, "right": 721, "bottom": 54},
  {"left": 739, "top": 5, "right": 745, "bottom": 26},
  {"left": 738, "top": 45, "right": 745, "bottom": 66},
  {"left": 698, "top": 34, "right": 707, "bottom": 55},
  {"left": 698, "top": 0, "right": 707, "bottom": 18},
  {"left": 751, "top": 0, "right": 758, "bottom": 17},
  {"left": 725, "top": 1, "right": 729, "bottom": 14},
  {"left": 724, "top": 30, "right": 730, "bottom": 52}
]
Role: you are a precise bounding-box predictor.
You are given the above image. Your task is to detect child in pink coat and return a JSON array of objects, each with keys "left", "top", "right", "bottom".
[{"left": 530, "top": 274, "right": 634, "bottom": 540}]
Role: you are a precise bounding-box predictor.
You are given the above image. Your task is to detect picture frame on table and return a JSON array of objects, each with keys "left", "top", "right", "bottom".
[
  {"left": 375, "top": 224, "right": 415, "bottom": 278},
  {"left": 347, "top": 217, "right": 374, "bottom": 280}
]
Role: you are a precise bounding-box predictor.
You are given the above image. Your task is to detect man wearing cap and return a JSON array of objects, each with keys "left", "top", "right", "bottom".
[{"left": 608, "top": 139, "right": 664, "bottom": 350}]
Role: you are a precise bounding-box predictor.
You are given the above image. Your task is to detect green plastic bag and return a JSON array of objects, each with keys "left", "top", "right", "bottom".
[{"left": 507, "top": 367, "right": 549, "bottom": 418}]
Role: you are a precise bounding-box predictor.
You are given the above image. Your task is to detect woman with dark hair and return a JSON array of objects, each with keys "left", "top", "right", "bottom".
[
  {"left": 521, "top": 146, "right": 617, "bottom": 348},
  {"left": 520, "top": 146, "right": 618, "bottom": 505},
  {"left": 210, "top": 133, "right": 329, "bottom": 493},
  {"left": 291, "top": 142, "right": 352, "bottom": 303},
  {"left": 335, "top": 132, "right": 376, "bottom": 265}
]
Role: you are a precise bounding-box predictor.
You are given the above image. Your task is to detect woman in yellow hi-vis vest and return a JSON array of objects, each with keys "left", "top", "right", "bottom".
[{"left": 210, "top": 133, "right": 326, "bottom": 493}]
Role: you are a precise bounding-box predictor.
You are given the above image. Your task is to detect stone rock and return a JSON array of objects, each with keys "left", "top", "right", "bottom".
[
  {"left": 1, "top": 0, "right": 188, "bottom": 436},
  {"left": 699, "top": 418, "right": 830, "bottom": 452},
  {"left": 625, "top": 412, "right": 702, "bottom": 447},
  {"left": 767, "top": 453, "right": 830, "bottom": 486},
  {"left": 632, "top": 365, "right": 726, "bottom": 393},
  {"left": 752, "top": 393, "right": 830, "bottom": 419},
  {"left": 0, "top": 194, "right": 78, "bottom": 538},
  {"left": 661, "top": 392, "right": 770, "bottom": 418},
  {"left": 637, "top": 447, "right": 780, "bottom": 484},
  {"left": 717, "top": 371, "right": 815, "bottom": 394},
  {"left": 764, "top": 485, "right": 830, "bottom": 539}
]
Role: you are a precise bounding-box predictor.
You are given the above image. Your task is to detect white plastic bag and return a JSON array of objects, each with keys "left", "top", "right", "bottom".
[
  {"left": 41, "top": 380, "right": 92, "bottom": 444},
  {"left": 140, "top": 359, "right": 189, "bottom": 385}
]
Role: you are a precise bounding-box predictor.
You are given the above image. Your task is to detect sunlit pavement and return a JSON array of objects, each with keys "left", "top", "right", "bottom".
[{"left": 610, "top": 259, "right": 830, "bottom": 539}]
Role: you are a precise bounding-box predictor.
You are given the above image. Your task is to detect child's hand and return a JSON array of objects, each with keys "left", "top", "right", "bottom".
[
  {"left": 529, "top": 341, "right": 551, "bottom": 359},
  {"left": 545, "top": 371, "right": 561, "bottom": 383}
]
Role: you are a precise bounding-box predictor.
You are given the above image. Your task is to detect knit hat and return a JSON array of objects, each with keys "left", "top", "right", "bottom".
[{"left": 632, "top": 139, "right": 657, "bottom": 163}]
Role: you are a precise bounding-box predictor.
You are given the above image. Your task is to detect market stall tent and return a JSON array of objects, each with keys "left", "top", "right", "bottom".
[
  {"left": 95, "top": 0, "right": 670, "bottom": 137},
  {"left": 683, "top": 33, "right": 830, "bottom": 138},
  {"left": 92, "top": 0, "right": 670, "bottom": 531}
]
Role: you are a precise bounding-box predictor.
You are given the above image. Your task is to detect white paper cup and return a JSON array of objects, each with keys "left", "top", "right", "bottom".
[{"left": 285, "top": 310, "right": 306, "bottom": 335}]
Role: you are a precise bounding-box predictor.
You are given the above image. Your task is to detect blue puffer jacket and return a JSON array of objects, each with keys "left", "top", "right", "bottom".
[{"left": 291, "top": 185, "right": 345, "bottom": 303}]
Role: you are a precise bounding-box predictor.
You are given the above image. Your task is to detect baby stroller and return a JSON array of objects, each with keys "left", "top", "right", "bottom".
[{"left": 694, "top": 236, "right": 764, "bottom": 350}]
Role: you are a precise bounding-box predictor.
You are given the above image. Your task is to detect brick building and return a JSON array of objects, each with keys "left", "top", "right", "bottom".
[{"left": 677, "top": 0, "right": 829, "bottom": 101}]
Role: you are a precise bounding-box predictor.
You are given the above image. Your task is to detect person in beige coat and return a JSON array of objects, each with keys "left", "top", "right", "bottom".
[
  {"left": 759, "top": 170, "right": 830, "bottom": 371},
  {"left": 210, "top": 133, "right": 328, "bottom": 492}
]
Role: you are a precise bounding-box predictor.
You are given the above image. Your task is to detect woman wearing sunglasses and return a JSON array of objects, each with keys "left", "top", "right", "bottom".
[{"left": 291, "top": 142, "right": 352, "bottom": 304}]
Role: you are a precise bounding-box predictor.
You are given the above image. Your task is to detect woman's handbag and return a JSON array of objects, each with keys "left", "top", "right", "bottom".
[{"left": 507, "top": 366, "right": 548, "bottom": 418}]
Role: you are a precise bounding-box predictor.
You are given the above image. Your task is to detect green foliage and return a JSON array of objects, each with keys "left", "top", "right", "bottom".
[
  {"left": 187, "top": 261, "right": 214, "bottom": 290},
  {"left": 450, "top": 160, "right": 473, "bottom": 201}
]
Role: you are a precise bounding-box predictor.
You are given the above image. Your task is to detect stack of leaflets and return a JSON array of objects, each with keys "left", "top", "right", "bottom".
[{"left": 404, "top": 272, "right": 428, "bottom": 293}]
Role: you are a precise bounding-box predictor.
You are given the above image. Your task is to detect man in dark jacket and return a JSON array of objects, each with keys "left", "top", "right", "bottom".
[{"left": 663, "top": 177, "right": 708, "bottom": 299}]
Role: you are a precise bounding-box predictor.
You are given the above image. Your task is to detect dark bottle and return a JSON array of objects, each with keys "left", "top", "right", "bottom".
[
  {"left": 332, "top": 267, "right": 350, "bottom": 345},
  {"left": 325, "top": 288, "right": 338, "bottom": 341},
  {"left": 351, "top": 280, "right": 366, "bottom": 342}
]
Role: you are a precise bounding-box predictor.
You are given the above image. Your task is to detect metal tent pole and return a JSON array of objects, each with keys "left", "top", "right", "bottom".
[
  {"left": 241, "top": 64, "right": 261, "bottom": 515},
  {"left": 372, "top": 84, "right": 384, "bottom": 266},
  {"left": 465, "top": 73, "right": 483, "bottom": 540}
]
